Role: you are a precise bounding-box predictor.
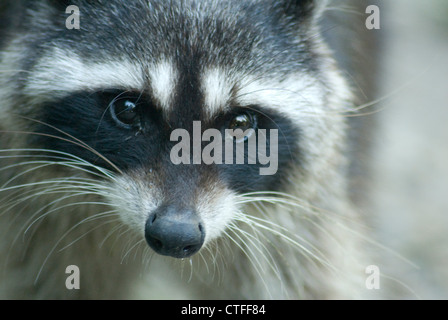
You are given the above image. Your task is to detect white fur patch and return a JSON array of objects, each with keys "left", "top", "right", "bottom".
[
  {"left": 201, "top": 67, "right": 233, "bottom": 117},
  {"left": 147, "top": 60, "right": 178, "bottom": 111},
  {"left": 196, "top": 184, "right": 238, "bottom": 244},
  {"left": 235, "top": 73, "right": 326, "bottom": 122},
  {"left": 26, "top": 49, "right": 180, "bottom": 111},
  {"left": 107, "top": 173, "right": 162, "bottom": 236},
  {"left": 199, "top": 69, "right": 330, "bottom": 122},
  {"left": 26, "top": 48, "right": 145, "bottom": 99}
]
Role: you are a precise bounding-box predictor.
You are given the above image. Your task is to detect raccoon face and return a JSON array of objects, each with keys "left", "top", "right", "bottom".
[{"left": 4, "top": 0, "right": 350, "bottom": 259}]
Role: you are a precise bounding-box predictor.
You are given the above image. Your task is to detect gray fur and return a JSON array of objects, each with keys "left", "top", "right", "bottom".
[{"left": 0, "top": 0, "right": 385, "bottom": 299}]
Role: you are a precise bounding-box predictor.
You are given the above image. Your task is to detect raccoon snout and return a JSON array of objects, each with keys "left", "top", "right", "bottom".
[{"left": 144, "top": 205, "right": 205, "bottom": 259}]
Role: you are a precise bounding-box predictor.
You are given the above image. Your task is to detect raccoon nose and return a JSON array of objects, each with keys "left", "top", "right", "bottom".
[{"left": 145, "top": 206, "right": 205, "bottom": 259}]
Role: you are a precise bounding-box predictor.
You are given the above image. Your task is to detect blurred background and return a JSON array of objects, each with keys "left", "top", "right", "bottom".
[{"left": 372, "top": 0, "right": 448, "bottom": 299}]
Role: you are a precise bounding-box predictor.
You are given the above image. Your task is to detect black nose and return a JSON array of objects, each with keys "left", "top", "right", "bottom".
[{"left": 145, "top": 205, "right": 205, "bottom": 259}]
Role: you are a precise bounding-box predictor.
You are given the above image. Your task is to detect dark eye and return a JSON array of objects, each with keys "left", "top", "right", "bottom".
[
  {"left": 229, "top": 114, "right": 251, "bottom": 130},
  {"left": 110, "top": 98, "right": 139, "bottom": 128},
  {"left": 227, "top": 112, "right": 257, "bottom": 142}
]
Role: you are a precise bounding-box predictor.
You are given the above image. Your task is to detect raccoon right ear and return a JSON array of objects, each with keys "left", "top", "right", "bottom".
[{"left": 276, "top": 0, "right": 327, "bottom": 24}]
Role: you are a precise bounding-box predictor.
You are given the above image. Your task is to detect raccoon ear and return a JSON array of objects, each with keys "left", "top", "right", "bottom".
[
  {"left": 281, "top": 0, "right": 315, "bottom": 17},
  {"left": 277, "top": 0, "right": 327, "bottom": 23}
]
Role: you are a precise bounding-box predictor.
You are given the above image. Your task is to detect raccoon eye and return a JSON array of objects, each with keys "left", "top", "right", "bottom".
[
  {"left": 110, "top": 98, "right": 139, "bottom": 128},
  {"left": 227, "top": 112, "right": 257, "bottom": 142},
  {"left": 229, "top": 114, "right": 251, "bottom": 130}
]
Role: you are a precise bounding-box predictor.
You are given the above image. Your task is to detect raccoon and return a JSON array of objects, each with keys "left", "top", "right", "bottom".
[{"left": 0, "top": 0, "right": 381, "bottom": 299}]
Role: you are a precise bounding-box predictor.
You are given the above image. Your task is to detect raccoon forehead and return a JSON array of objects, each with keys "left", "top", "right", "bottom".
[
  {"left": 25, "top": 48, "right": 324, "bottom": 119},
  {"left": 200, "top": 67, "right": 235, "bottom": 117},
  {"left": 25, "top": 49, "right": 181, "bottom": 113}
]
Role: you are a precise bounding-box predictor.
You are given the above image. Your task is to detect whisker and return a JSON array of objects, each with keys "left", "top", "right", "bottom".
[
  {"left": 34, "top": 211, "right": 119, "bottom": 285},
  {"left": 224, "top": 226, "right": 275, "bottom": 299},
  {"left": 236, "top": 211, "right": 335, "bottom": 273},
  {"left": 230, "top": 215, "right": 283, "bottom": 279},
  {"left": 2, "top": 117, "right": 122, "bottom": 174},
  {"left": 57, "top": 212, "right": 121, "bottom": 253},
  {"left": 100, "top": 224, "right": 128, "bottom": 249},
  {"left": 121, "top": 238, "right": 146, "bottom": 265},
  {"left": 0, "top": 148, "right": 117, "bottom": 181},
  {"left": 235, "top": 189, "right": 420, "bottom": 290},
  {"left": 0, "top": 183, "right": 113, "bottom": 219},
  {"left": 24, "top": 198, "right": 113, "bottom": 238}
]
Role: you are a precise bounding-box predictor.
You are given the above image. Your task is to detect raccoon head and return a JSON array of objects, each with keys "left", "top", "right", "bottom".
[{"left": 2, "top": 0, "right": 351, "bottom": 259}]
